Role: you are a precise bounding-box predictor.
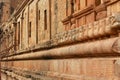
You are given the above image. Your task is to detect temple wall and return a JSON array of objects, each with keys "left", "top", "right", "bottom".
[{"left": 0, "top": 0, "right": 120, "bottom": 80}]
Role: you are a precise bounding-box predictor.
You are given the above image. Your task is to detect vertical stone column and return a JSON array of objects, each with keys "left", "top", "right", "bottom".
[
  {"left": 76, "top": 0, "right": 80, "bottom": 10},
  {"left": 13, "top": 20, "right": 17, "bottom": 52},
  {"left": 20, "top": 13, "right": 24, "bottom": 49},
  {"left": 67, "top": 0, "right": 72, "bottom": 16}
]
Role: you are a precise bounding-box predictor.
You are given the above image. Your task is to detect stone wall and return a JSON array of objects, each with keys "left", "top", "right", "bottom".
[
  {"left": 0, "top": 0, "right": 120, "bottom": 80},
  {"left": 0, "top": 0, "right": 24, "bottom": 24}
]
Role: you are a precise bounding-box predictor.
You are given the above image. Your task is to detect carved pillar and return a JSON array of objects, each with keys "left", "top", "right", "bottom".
[
  {"left": 13, "top": 19, "right": 17, "bottom": 52},
  {"left": 20, "top": 13, "right": 24, "bottom": 49}
]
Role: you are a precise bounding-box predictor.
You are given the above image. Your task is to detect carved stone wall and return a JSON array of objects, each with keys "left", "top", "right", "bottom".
[{"left": 0, "top": 0, "right": 120, "bottom": 80}]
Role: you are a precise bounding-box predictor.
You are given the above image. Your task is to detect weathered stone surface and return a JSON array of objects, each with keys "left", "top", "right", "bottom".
[{"left": 0, "top": 0, "right": 120, "bottom": 80}]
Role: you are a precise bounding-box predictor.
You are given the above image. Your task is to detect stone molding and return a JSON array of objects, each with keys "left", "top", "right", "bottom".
[
  {"left": 2, "top": 37, "right": 120, "bottom": 61},
  {"left": 1, "top": 67, "right": 107, "bottom": 80}
]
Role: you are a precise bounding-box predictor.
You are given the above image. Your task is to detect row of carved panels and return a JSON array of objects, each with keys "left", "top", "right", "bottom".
[{"left": 52, "top": 13, "right": 120, "bottom": 45}]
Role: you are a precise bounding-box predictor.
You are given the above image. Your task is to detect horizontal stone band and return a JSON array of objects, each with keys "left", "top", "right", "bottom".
[{"left": 2, "top": 37, "right": 120, "bottom": 61}]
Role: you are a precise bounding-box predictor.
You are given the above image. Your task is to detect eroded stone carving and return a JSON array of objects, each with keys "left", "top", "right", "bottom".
[
  {"left": 53, "top": 13, "right": 120, "bottom": 45},
  {"left": 110, "top": 13, "right": 120, "bottom": 30},
  {"left": 112, "top": 38, "right": 120, "bottom": 53}
]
